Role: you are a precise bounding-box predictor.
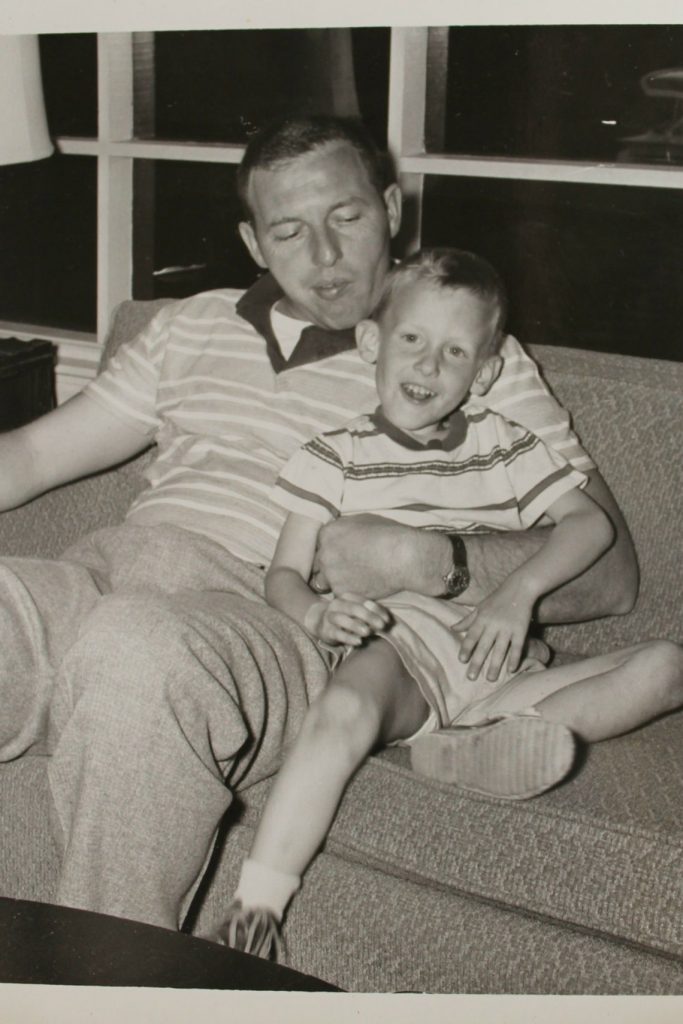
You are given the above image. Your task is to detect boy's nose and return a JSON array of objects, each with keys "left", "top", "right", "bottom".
[{"left": 415, "top": 352, "right": 439, "bottom": 376}]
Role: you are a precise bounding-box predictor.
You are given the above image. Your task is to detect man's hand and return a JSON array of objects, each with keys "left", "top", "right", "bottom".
[
  {"left": 311, "top": 515, "right": 452, "bottom": 600},
  {"left": 455, "top": 577, "right": 536, "bottom": 682},
  {"left": 304, "top": 594, "right": 390, "bottom": 646}
]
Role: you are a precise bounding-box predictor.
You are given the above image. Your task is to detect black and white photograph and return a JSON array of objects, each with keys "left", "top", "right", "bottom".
[{"left": 0, "top": 2, "right": 681, "bottom": 1021}]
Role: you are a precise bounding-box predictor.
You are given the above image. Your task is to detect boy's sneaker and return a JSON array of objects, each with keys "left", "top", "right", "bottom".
[
  {"left": 219, "top": 899, "right": 284, "bottom": 961},
  {"left": 410, "top": 713, "right": 575, "bottom": 800}
]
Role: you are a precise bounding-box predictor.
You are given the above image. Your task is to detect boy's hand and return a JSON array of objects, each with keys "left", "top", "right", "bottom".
[
  {"left": 305, "top": 594, "right": 391, "bottom": 647},
  {"left": 455, "top": 580, "right": 535, "bottom": 682}
]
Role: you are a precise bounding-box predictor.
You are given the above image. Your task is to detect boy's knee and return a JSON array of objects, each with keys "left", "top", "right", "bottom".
[{"left": 304, "top": 684, "right": 381, "bottom": 756}]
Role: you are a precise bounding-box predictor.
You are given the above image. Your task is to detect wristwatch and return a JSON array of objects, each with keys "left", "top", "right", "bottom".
[{"left": 441, "top": 533, "right": 470, "bottom": 598}]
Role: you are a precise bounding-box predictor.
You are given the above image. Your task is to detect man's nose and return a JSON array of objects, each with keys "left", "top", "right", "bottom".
[{"left": 310, "top": 226, "right": 341, "bottom": 267}]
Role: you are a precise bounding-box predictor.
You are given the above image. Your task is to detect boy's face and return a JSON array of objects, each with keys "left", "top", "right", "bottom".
[{"left": 357, "top": 281, "right": 501, "bottom": 443}]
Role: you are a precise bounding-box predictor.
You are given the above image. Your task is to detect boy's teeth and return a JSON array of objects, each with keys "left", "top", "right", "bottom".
[{"left": 403, "top": 383, "right": 433, "bottom": 399}]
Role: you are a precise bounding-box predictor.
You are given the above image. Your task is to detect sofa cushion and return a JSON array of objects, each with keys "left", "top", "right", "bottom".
[{"left": 232, "top": 708, "right": 683, "bottom": 965}]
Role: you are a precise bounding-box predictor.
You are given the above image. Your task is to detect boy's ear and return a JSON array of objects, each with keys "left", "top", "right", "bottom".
[
  {"left": 470, "top": 353, "right": 503, "bottom": 397},
  {"left": 355, "top": 319, "right": 381, "bottom": 364},
  {"left": 238, "top": 220, "right": 268, "bottom": 270}
]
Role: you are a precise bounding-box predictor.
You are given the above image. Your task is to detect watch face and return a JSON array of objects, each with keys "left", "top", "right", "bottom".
[{"left": 445, "top": 565, "right": 470, "bottom": 597}]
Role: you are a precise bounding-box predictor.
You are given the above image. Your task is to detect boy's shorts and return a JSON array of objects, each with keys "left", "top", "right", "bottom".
[{"left": 348, "top": 591, "right": 547, "bottom": 745}]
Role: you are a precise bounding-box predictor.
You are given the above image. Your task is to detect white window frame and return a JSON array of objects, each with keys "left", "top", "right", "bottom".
[{"left": 2, "top": 27, "right": 682, "bottom": 402}]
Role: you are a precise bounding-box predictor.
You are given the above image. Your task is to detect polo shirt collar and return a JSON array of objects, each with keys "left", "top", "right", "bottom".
[
  {"left": 236, "top": 273, "right": 357, "bottom": 373},
  {"left": 370, "top": 406, "right": 468, "bottom": 452}
]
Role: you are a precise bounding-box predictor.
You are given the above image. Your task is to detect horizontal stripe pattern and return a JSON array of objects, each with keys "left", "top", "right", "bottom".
[
  {"left": 274, "top": 408, "right": 587, "bottom": 535},
  {"left": 84, "top": 289, "right": 592, "bottom": 563}
]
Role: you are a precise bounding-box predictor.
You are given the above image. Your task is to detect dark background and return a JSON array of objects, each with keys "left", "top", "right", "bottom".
[{"left": 0, "top": 26, "right": 681, "bottom": 362}]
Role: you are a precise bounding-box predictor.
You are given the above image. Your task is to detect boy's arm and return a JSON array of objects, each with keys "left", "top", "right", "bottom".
[
  {"left": 458, "top": 486, "right": 614, "bottom": 681},
  {"left": 313, "top": 467, "right": 638, "bottom": 622},
  {"left": 266, "top": 513, "right": 327, "bottom": 632},
  {"left": 266, "top": 513, "right": 389, "bottom": 646}
]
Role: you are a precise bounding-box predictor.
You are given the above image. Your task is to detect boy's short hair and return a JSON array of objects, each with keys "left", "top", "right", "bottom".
[
  {"left": 374, "top": 247, "right": 508, "bottom": 352},
  {"left": 237, "top": 114, "right": 394, "bottom": 221}
]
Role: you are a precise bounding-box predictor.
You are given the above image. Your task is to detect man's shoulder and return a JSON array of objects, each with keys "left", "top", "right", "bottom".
[
  {"left": 499, "top": 333, "right": 531, "bottom": 359},
  {"left": 147, "top": 288, "right": 266, "bottom": 352},
  {"left": 162, "top": 287, "right": 246, "bottom": 322}
]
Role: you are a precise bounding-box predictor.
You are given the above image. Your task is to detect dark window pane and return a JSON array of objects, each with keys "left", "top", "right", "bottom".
[
  {"left": 431, "top": 25, "right": 683, "bottom": 166},
  {"left": 39, "top": 34, "right": 97, "bottom": 138},
  {"left": 133, "top": 161, "right": 258, "bottom": 301},
  {"left": 0, "top": 154, "right": 96, "bottom": 331},
  {"left": 149, "top": 28, "right": 389, "bottom": 146},
  {"left": 422, "top": 175, "right": 683, "bottom": 361}
]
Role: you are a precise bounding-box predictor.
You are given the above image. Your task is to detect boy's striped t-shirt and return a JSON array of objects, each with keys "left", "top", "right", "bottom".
[
  {"left": 84, "top": 282, "right": 594, "bottom": 565},
  {"left": 274, "top": 407, "right": 588, "bottom": 534}
]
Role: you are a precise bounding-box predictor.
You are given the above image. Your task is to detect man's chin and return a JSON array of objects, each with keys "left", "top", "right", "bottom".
[{"left": 312, "top": 302, "right": 367, "bottom": 332}]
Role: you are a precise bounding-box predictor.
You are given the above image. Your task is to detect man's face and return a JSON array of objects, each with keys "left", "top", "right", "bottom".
[
  {"left": 358, "top": 281, "right": 501, "bottom": 443},
  {"left": 239, "top": 141, "right": 401, "bottom": 330}
]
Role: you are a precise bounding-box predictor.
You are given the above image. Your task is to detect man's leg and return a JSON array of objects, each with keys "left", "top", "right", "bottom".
[
  {"left": 0, "top": 556, "right": 103, "bottom": 760},
  {"left": 47, "top": 585, "right": 330, "bottom": 931}
]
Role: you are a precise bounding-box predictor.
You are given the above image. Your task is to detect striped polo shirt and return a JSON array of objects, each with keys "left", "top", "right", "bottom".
[
  {"left": 85, "top": 274, "right": 593, "bottom": 565},
  {"left": 274, "top": 406, "right": 587, "bottom": 534}
]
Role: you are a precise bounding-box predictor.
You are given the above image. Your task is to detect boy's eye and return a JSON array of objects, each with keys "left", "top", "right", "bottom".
[
  {"left": 402, "top": 332, "right": 419, "bottom": 343},
  {"left": 448, "top": 346, "right": 465, "bottom": 357}
]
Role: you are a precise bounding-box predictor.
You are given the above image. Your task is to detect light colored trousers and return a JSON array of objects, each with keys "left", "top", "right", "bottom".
[{"left": 0, "top": 524, "right": 328, "bottom": 929}]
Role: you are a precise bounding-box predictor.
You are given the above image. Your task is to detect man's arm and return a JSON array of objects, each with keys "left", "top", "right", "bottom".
[
  {"left": 313, "top": 469, "right": 638, "bottom": 625},
  {"left": 0, "top": 391, "right": 151, "bottom": 512},
  {"left": 462, "top": 470, "right": 637, "bottom": 622}
]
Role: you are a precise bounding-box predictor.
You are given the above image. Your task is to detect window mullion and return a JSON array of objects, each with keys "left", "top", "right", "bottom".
[
  {"left": 96, "top": 33, "right": 134, "bottom": 343},
  {"left": 388, "top": 27, "right": 428, "bottom": 255}
]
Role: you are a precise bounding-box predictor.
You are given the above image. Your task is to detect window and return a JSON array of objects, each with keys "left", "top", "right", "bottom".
[
  {"left": 1, "top": 26, "right": 681, "bottom": 404},
  {"left": 430, "top": 25, "right": 683, "bottom": 165}
]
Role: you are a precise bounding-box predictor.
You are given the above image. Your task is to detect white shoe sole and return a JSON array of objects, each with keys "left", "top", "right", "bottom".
[{"left": 410, "top": 715, "right": 576, "bottom": 800}]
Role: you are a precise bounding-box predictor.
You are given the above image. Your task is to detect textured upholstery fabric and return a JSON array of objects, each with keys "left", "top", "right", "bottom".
[
  {"left": 531, "top": 344, "right": 683, "bottom": 656},
  {"left": 0, "top": 298, "right": 681, "bottom": 993}
]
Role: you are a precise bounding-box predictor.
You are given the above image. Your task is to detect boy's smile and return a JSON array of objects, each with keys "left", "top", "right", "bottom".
[{"left": 357, "top": 281, "right": 501, "bottom": 444}]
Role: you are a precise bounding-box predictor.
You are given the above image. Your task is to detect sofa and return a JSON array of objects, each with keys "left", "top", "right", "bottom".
[{"left": 1, "top": 297, "right": 682, "bottom": 994}]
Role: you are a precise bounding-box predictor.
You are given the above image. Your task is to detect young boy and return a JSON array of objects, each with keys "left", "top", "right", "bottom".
[{"left": 221, "top": 248, "right": 683, "bottom": 959}]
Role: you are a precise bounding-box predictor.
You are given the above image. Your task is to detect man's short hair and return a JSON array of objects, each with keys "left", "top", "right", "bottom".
[
  {"left": 374, "top": 247, "right": 509, "bottom": 351},
  {"left": 236, "top": 114, "right": 394, "bottom": 221}
]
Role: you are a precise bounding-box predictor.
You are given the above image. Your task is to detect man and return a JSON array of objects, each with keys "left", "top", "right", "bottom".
[{"left": 0, "top": 115, "right": 637, "bottom": 934}]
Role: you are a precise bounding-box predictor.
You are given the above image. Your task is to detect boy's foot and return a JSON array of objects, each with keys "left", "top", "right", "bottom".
[
  {"left": 219, "top": 899, "right": 283, "bottom": 961},
  {"left": 410, "top": 713, "right": 576, "bottom": 800}
]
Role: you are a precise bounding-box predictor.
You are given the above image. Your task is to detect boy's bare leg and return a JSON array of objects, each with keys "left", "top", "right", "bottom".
[
  {"left": 249, "top": 638, "right": 428, "bottom": 878},
  {"left": 220, "top": 639, "right": 428, "bottom": 956},
  {"left": 455, "top": 639, "right": 683, "bottom": 743},
  {"left": 527, "top": 640, "right": 683, "bottom": 742}
]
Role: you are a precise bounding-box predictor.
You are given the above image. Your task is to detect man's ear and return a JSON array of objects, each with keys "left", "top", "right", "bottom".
[
  {"left": 383, "top": 184, "right": 402, "bottom": 239},
  {"left": 355, "top": 319, "right": 381, "bottom": 364},
  {"left": 470, "top": 353, "right": 503, "bottom": 397},
  {"left": 238, "top": 221, "right": 268, "bottom": 270}
]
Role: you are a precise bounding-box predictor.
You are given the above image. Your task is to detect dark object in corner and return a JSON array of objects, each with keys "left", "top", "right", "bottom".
[{"left": 0, "top": 337, "right": 56, "bottom": 432}]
